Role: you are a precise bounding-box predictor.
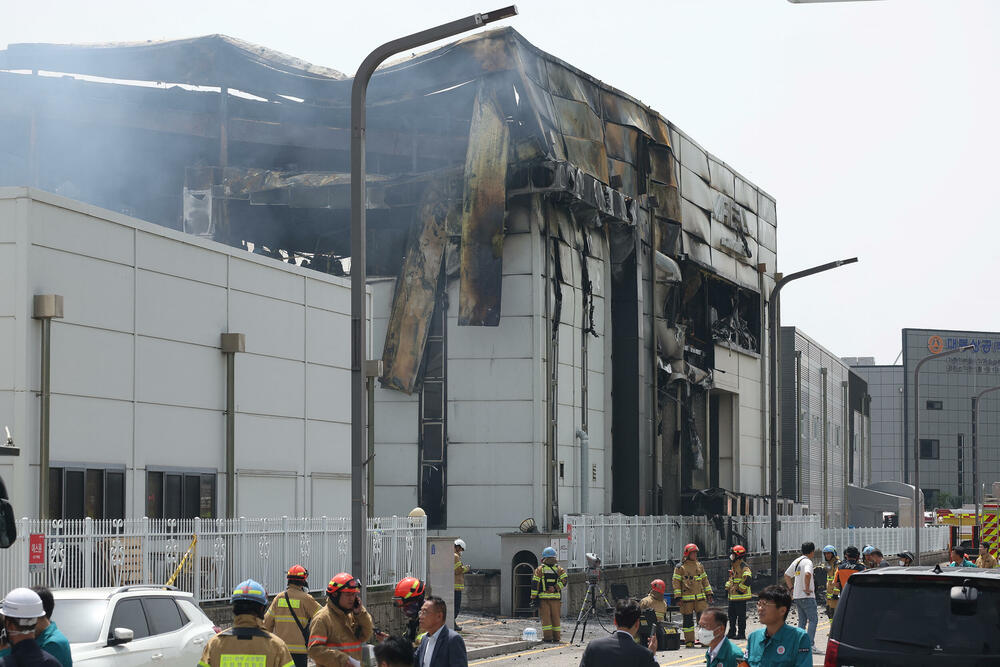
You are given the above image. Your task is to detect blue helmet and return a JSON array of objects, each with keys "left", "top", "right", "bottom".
[
  {"left": 541, "top": 547, "right": 557, "bottom": 558},
  {"left": 231, "top": 579, "right": 268, "bottom": 606},
  {"left": 862, "top": 545, "right": 876, "bottom": 556},
  {"left": 822, "top": 545, "right": 837, "bottom": 556}
]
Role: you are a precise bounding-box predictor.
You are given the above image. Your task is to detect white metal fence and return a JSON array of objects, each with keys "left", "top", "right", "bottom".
[
  {"left": 562, "top": 513, "right": 951, "bottom": 570},
  {"left": 0, "top": 516, "right": 425, "bottom": 603}
]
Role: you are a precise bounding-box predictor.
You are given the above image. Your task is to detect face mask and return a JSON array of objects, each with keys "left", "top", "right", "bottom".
[
  {"left": 730, "top": 554, "right": 736, "bottom": 562},
  {"left": 695, "top": 627, "right": 716, "bottom": 646},
  {"left": 898, "top": 560, "right": 906, "bottom": 567}
]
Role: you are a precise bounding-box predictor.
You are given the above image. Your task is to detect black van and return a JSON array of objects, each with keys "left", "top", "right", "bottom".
[{"left": 825, "top": 565, "right": 1000, "bottom": 666}]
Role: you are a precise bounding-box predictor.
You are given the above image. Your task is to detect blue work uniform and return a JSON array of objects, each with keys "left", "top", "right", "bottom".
[{"left": 744, "top": 624, "right": 811, "bottom": 667}]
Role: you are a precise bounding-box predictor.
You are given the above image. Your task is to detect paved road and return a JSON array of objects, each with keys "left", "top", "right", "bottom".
[{"left": 465, "top": 607, "right": 832, "bottom": 667}]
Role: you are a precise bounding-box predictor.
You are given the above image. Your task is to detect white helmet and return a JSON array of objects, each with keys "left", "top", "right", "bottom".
[
  {"left": 1, "top": 588, "right": 45, "bottom": 620},
  {"left": 454, "top": 539, "right": 467, "bottom": 551}
]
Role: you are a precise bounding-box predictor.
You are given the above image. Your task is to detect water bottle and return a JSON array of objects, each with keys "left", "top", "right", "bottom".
[{"left": 522, "top": 627, "right": 539, "bottom": 642}]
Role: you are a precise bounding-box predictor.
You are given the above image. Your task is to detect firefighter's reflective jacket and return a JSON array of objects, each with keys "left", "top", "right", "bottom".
[
  {"left": 672, "top": 559, "right": 712, "bottom": 601},
  {"left": 639, "top": 591, "right": 667, "bottom": 621},
  {"left": 454, "top": 553, "right": 470, "bottom": 590},
  {"left": 825, "top": 559, "right": 842, "bottom": 599},
  {"left": 263, "top": 585, "right": 322, "bottom": 654},
  {"left": 725, "top": 560, "right": 752, "bottom": 601},
  {"left": 530, "top": 562, "right": 568, "bottom": 600},
  {"left": 307, "top": 600, "right": 374, "bottom": 667},
  {"left": 198, "top": 614, "right": 294, "bottom": 667}
]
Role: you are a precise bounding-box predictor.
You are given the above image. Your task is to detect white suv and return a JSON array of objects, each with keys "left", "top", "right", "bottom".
[{"left": 50, "top": 586, "right": 218, "bottom": 666}]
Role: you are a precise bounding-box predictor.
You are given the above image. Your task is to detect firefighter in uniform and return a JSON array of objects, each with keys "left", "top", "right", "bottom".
[
  {"left": 392, "top": 576, "right": 426, "bottom": 647},
  {"left": 530, "top": 546, "right": 567, "bottom": 643},
  {"left": 453, "top": 539, "right": 470, "bottom": 631},
  {"left": 199, "top": 579, "right": 294, "bottom": 667},
  {"left": 820, "top": 545, "right": 841, "bottom": 618},
  {"left": 725, "top": 545, "right": 751, "bottom": 639},
  {"left": 672, "top": 543, "right": 713, "bottom": 648},
  {"left": 307, "top": 573, "right": 374, "bottom": 667},
  {"left": 638, "top": 579, "right": 668, "bottom": 649},
  {"left": 976, "top": 541, "right": 999, "bottom": 568},
  {"left": 264, "top": 565, "right": 322, "bottom": 667},
  {"left": 834, "top": 545, "right": 865, "bottom": 599}
]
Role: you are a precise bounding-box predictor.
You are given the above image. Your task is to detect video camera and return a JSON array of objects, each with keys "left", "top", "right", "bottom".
[{"left": 585, "top": 553, "right": 602, "bottom": 584}]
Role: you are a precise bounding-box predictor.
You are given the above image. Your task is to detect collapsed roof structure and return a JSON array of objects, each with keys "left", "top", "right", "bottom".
[{"left": 0, "top": 29, "right": 780, "bottom": 537}]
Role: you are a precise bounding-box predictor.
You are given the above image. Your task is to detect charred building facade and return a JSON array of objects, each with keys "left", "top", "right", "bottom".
[{"left": 1, "top": 30, "right": 778, "bottom": 565}]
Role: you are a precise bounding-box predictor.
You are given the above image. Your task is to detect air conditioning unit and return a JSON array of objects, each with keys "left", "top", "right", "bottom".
[{"left": 183, "top": 188, "right": 214, "bottom": 237}]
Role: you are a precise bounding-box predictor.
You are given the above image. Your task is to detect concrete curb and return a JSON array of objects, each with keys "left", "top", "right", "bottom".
[{"left": 467, "top": 640, "right": 537, "bottom": 660}]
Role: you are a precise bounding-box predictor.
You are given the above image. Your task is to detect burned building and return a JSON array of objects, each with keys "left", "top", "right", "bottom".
[{"left": 0, "top": 29, "right": 778, "bottom": 565}]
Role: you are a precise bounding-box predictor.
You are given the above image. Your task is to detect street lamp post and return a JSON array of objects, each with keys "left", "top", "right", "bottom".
[
  {"left": 972, "top": 385, "right": 1000, "bottom": 543},
  {"left": 350, "top": 6, "right": 517, "bottom": 590},
  {"left": 911, "top": 343, "right": 975, "bottom": 560},
  {"left": 768, "top": 258, "right": 857, "bottom": 583}
]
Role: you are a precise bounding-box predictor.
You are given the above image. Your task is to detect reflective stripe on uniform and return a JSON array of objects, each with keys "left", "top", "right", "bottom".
[
  {"left": 220, "top": 655, "right": 267, "bottom": 666},
  {"left": 322, "top": 641, "right": 363, "bottom": 652},
  {"left": 308, "top": 635, "right": 328, "bottom": 645},
  {"left": 277, "top": 598, "right": 301, "bottom": 608}
]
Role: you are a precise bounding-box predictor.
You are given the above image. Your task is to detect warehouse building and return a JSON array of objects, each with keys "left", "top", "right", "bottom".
[
  {"left": 1, "top": 30, "right": 786, "bottom": 566},
  {"left": 780, "top": 327, "right": 870, "bottom": 527}
]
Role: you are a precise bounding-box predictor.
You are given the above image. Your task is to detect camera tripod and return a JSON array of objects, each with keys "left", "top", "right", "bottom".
[{"left": 569, "top": 577, "right": 615, "bottom": 644}]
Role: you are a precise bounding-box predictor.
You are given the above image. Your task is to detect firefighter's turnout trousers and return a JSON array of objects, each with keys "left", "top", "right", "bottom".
[
  {"left": 672, "top": 560, "right": 712, "bottom": 645},
  {"left": 725, "top": 560, "right": 752, "bottom": 638},
  {"left": 531, "top": 561, "right": 567, "bottom": 641}
]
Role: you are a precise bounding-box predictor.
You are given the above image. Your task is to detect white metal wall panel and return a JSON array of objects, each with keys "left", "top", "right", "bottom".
[
  {"left": 49, "top": 394, "right": 133, "bottom": 464},
  {"left": 709, "top": 160, "right": 736, "bottom": 198},
  {"left": 304, "top": 363, "right": 348, "bottom": 422},
  {"left": 29, "top": 200, "right": 135, "bottom": 265},
  {"left": 136, "top": 230, "right": 228, "bottom": 286},
  {"left": 448, "top": 400, "right": 534, "bottom": 444},
  {"left": 679, "top": 135, "right": 710, "bottom": 180},
  {"left": 132, "top": 403, "right": 223, "bottom": 469},
  {"left": 0, "top": 244, "right": 15, "bottom": 315},
  {"left": 30, "top": 247, "right": 135, "bottom": 332},
  {"left": 235, "top": 414, "right": 304, "bottom": 471},
  {"left": 51, "top": 325, "right": 133, "bottom": 400},
  {"left": 735, "top": 178, "right": 758, "bottom": 213},
  {"left": 135, "top": 338, "right": 224, "bottom": 409},
  {"left": 135, "top": 271, "right": 228, "bottom": 347},
  {"left": 0, "top": 190, "right": 359, "bottom": 519}
]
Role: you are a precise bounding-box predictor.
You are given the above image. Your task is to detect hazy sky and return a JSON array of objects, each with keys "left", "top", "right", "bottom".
[{"left": 3, "top": 0, "right": 997, "bottom": 364}]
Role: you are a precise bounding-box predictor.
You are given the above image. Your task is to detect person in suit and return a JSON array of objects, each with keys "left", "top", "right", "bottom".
[
  {"left": 415, "top": 596, "right": 468, "bottom": 667},
  {"left": 578, "top": 598, "right": 657, "bottom": 667},
  {"left": 697, "top": 608, "right": 742, "bottom": 667}
]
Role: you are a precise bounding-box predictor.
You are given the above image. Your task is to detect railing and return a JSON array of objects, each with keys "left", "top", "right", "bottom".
[
  {"left": 561, "top": 513, "right": 950, "bottom": 570},
  {"left": 0, "top": 516, "right": 425, "bottom": 603}
]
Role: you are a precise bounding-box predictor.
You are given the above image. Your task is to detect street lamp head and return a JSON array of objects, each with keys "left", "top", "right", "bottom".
[
  {"left": 837, "top": 257, "right": 859, "bottom": 267},
  {"left": 480, "top": 6, "right": 518, "bottom": 24}
]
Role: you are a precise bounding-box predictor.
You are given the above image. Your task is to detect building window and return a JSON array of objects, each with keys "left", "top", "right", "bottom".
[
  {"left": 919, "top": 439, "right": 940, "bottom": 460},
  {"left": 926, "top": 400, "right": 943, "bottom": 410},
  {"left": 48, "top": 467, "right": 125, "bottom": 520},
  {"left": 146, "top": 471, "right": 216, "bottom": 519}
]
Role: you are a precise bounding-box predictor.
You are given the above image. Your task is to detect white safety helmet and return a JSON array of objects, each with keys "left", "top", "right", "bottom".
[
  {"left": 1, "top": 588, "right": 45, "bottom": 621},
  {"left": 454, "top": 539, "right": 467, "bottom": 551}
]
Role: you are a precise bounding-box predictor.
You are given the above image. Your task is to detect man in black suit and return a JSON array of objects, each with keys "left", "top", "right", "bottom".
[
  {"left": 415, "top": 596, "right": 468, "bottom": 667},
  {"left": 579, "top": 598, "right": 657, "bottom": 667}
]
